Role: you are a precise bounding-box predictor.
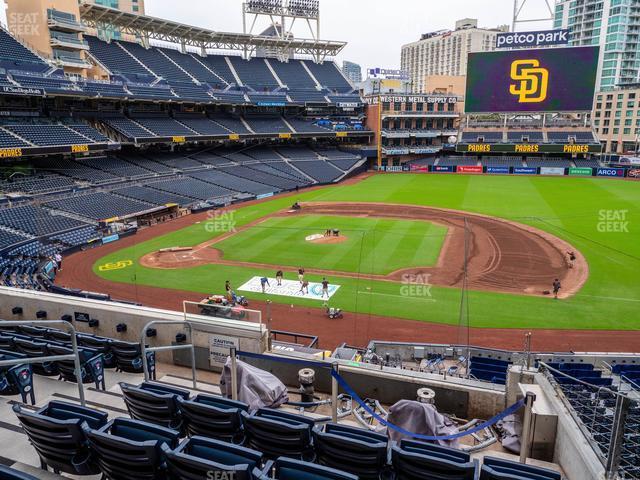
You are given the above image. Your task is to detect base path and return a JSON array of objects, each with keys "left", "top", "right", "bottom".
[
  {"left": 55, "top": 177, "right": 640, "bottom": 352},
  {"left": 139, "top": 202, "right": 588, "bottom": 298}
]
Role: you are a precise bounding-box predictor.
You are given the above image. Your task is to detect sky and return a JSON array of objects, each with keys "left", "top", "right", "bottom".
[{"left": 1, "top": 0, "right": 554, "bottom": 69}]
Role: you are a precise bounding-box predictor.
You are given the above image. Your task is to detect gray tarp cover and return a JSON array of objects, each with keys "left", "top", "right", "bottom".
[
  {"left": 497, "top": 414, "right": 522, "bottom": 454},
  {"left": 220, "top": 358, "right": 289, "bottom": 411},
  {"left": 385, "top": 399, "right": 461, "bottom": 448}
]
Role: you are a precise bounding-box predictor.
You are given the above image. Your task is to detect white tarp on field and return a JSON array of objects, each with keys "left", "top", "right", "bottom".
[{"left": 238, "top": 276, "right": 340, "bottom": 301}]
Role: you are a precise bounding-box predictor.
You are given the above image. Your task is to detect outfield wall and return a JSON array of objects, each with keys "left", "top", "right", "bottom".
[{"left": 377, "top": 164, "right": 639, "bottom": 178}]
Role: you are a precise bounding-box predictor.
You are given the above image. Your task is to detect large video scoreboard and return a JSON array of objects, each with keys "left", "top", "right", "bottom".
[{"left": 465, "top": 46, "right": 599, "bottom": 113}]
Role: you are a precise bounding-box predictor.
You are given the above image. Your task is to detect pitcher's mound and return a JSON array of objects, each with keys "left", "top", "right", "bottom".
[{"left": 306, "top": 233, "right": 348, "bottom": 244}]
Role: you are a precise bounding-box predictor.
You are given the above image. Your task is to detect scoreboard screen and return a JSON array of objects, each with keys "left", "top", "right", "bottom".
[{"left": 465, "top": 46, "right": 599, "bottom": 113}]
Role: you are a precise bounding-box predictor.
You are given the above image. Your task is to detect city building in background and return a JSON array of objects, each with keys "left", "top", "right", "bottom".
[
  {"left": 555, "top": 0, "right": 640, "bottom": 91},
  {"left": 401, "top": 18, "right": 508, "bottom": 93},
  {"left": 364, "top": 93, "right": 461, "bottom": 168},
  {"left": 592, "top": 87, "right": 640, "bottom": 153},
  {"left": 359, "top": 68, "right": 411, "bottom": 96},
  {"left": 342, "top": 60, "right": 362, "bottom": 84}
]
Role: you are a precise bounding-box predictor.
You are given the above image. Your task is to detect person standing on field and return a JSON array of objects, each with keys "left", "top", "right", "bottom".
[
  {"left": 553, "top": 279, "right": 562, "bottom": 299},
  {"left": 260, "top": 276, "right": 270, "bottom": 293},
  {"left": 276, "top": 270, "right": 283, "bottom": 286},
  {"left": 321, "top": 277, "right": 330, "bottom": 299},
  {"left": 298, "top": 267, "right": 305, "bottom": 284}
]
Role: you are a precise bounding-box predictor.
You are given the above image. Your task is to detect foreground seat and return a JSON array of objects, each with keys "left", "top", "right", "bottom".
[
  {"left": 242, "top": 408, "right": 316, "bottom": 461},
  {"left": 391, "top": 440, "right": 477, "bottom": 480},
  {"left": 13, "top": 401, "right": 108, "bottom": 475},
  {"left": 0, "top": 350, "right": 34, "bottom": 404},
  {"left": 120, "top": 382, "right": 190, "bottom": 433},
  {"left": 177, "top": 394, "right": 249, "bottom": 443},
  {"left": 254, "top": 457, "right": 358, "bottom": 480},
  {"left": 47, "top": 344, "right": 105, "bottom": 389},
  {"left": 77, "top": 334, "right": 115, "bottom": 368},
  {"left": 163, "top": 436, "right": 264, "bottom": 480},
  {"left": 313, "top": 423, "right": 389, "bottom": 479},
  {"left": 0, "top": 466, "right": 38, "bottom": 480},
  {"left": 12, "top": 338, "right": 57, "bottom": 376},
  {"left": 110, "top": 340, "right": 156, "bottom": 378},
  {"left": 87, "top": 417, "right": 180, "bottom": 480},
  {"left": 480, "top": 456, "right": 561, "bottom": 480}
]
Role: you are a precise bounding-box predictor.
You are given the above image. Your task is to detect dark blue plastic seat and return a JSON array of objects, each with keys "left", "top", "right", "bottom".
[
  {"left": 0, "top": 349, "right": 34, "bottom": 404},
  {"left": 87, "top": 417, "right": 180, "bottom": 480},
  {"left": 47, "top": 344, "right": 105, "bottom": 389},
  {"left": 0, "top": 465, "right": 38, "bottom": 480},
  {"left": 177, "top": 393, "right": 249, "bottom": 443},
  {"left": 77, "top": 334, "right": 116, "bottom": 368},
  {"left": 120, "top": 382, "right": 190, "bottom": 433},
  {"left": 313, "top": 423, "right": 389, "bottom": 479},
  {"left": 12, "top": 338, "right": 58, "bottom": 376},
  {"left": 391, "top": 440, "right": 477, "bottom": 480},
  {"left": 480, "top": 456, "right": 561, "bottom": 480},
  {"left": 13, "top": 401, "right": 108, "bottom": 475},
  {"left": 110, "top": 340, "right": 155, "bottom": 378},
  {"left": 255, "top": 457, "right": 358, "bottom": 480},
  {"left": 163, "top": 435, "right": 264, "bottom": 480},
  {"left": 242, "top": 408, "right": 316, "bottom": 461}
]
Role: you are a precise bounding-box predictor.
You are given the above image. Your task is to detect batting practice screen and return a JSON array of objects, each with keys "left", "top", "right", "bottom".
[{"left": 465, "top": 46, "right": 599, "bottom": 113}]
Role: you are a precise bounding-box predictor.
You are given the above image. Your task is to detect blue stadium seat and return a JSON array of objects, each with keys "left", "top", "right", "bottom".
[
  {"left": 13, "top": 401, "right": 108, "bottom": 475},
  {"left": 242, "top": 408, "right": 316, "bottom": 461},
  {"left": 163, "top": 436, "right": 264, "bottom": 480},
  {"left": 46, "top": 343, "right": 105, "bottom": 389},
  {"left": 391, "top": 440, "right": 477, "bottom": 480},
  {"left": 120, "top": 381, "right": 190, "bottom": 432},
  {"left": 110, "top": 340, "right": 156, "bottom": 378},
  {"left": 313, "top": 423, "right": 389, "bottom": 480},
  {"left": 177, "top": 393, "right": 249, "bottom": 443},
  {"left": 0, "top": 466, "right": 38, "bottom": 480},
  {"left": 87, "top": 418, "right": 180, "bottom": 480},
  {"left": 254, "top": 457, "right": 358, "bottom": 480},
  {"left": 480, "top": 456, "right": 561, "bottom": 480}
]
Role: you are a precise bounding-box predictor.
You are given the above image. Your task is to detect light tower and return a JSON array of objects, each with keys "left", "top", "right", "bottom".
[
  {"left": 512, "top": 0, "right": 556, "bottom": 31},
  {"left": 242, "top": 0, "right": 320, "bottom": 61}
]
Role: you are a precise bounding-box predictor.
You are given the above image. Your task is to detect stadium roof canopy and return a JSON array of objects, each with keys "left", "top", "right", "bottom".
[{"left": 78, "top": 2, "right": 346, "bottom": 61}]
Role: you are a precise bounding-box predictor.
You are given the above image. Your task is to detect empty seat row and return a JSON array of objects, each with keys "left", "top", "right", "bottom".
[{"left": 116, "top": 382, "right": 560, "bottom": 480}]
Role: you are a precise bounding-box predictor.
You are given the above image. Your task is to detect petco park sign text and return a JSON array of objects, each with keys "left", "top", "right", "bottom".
[{"left": 497, "top": 29, "right": 570, "bottom": 49}]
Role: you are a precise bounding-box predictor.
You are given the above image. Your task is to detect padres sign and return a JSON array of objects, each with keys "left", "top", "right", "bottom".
[
  {"left": 98, "top": 260, "right": 133, "bottom": 272},
  {"left": 509, "top": 59, "right": 548, "bottom": 103}
]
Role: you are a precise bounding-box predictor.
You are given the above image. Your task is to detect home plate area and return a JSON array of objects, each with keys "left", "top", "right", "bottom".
[{"left": 238, "top": 276, "right": 340, "bottom": 300}]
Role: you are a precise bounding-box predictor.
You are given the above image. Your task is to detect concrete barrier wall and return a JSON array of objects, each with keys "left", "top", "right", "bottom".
[{"left": 0, "top": 287, "right": 267, "bottom": 366}]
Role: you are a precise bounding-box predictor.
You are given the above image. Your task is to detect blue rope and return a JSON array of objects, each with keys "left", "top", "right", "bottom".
[
  {"left": 235, "top": 350, "right": 525, "bottom": 441},
  {"left": 332, "top": 371, "right": 525, "bottom": 441}
]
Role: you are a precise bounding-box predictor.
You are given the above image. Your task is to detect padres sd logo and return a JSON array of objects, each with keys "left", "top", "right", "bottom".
[
  {"left": 98, "top": 260, "right": 133, "bottom": 272},
  {"left": 509, "top": 59, "right": 549, "bottom": 103}
]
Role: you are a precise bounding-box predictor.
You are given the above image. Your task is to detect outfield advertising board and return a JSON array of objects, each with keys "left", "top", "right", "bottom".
[
  {"left": 540, "top": 167, "right": 566, "bottom": 176},
  {"left": 465, "top": 46, "right": 599, "bottom": 113},
  {"left": 628, "top": 168, "right": 640, "bottom": 180},
  {"left": 568, "top": 167, "right": 593, "bottom": 176},
  {"left": 513, "top": 167, "right": 538, "bottom": 175},
  {"left": 596, "top": 167, "right": 626, "bottom": 178},
  {"left": 457, "top": 165, "right": 483, "bottom": 174},
  {"left": 432, "top": 165, "right": 455, "bottom": 173},
  {"left": 456, "top": 143, "right": 600, "bottom": 154},
  {"left": 486, "top": 166, "right": 511, "bottom": 174}
]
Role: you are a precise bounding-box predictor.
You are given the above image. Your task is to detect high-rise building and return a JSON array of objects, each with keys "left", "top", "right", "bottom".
[
  {"left": 555, "top": 0, "right": 639, "bottom": 91},
  {"left": 342, "top": 61, "right": 362, "bottom": 84},
  {"left": 401, "top": 18, "right": 508, "bottom": 93},
  {"left": 83, "top": 0, "right": 145, "bottom": 40}
]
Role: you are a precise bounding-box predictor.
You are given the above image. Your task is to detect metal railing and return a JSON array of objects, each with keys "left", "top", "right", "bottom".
[
  {"left": 0, "top": 320, "right": 85, "bottom": 406},
  {"left": 140, "top": 320, "right": 197, "bottom": 389}
]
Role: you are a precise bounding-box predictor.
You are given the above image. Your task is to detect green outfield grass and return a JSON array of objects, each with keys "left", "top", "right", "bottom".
[
  {"left": 94, "top": 174, "right": 640, "bottom": 331},
  {"left": 215, "top": 214, "right": 448, "bottom": 275}
]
